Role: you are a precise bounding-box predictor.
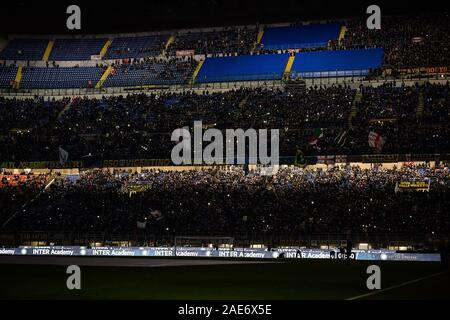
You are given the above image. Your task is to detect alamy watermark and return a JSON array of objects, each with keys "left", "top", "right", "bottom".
[
  {"left": 171, "top": 121, "right": 279, "bottom": 171},
  {"left": 66, "top": 5, "right": 81, "bottom": 30},
  {"left": 366, "top": 265, "right": 381, "bottom": 290},
  {"left": 66, "top": 265, "right": 81, "bottom": 290},
  {"left": 366, "top": 5, "right": 381, "bottom": 30}
]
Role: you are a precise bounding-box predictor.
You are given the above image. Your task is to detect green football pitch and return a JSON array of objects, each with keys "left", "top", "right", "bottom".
[{"left": 0, "top": 259, "right": 449, "bottom": 300}]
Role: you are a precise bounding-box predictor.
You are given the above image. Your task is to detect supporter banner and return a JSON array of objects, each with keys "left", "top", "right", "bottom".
[
  {"left": 362, "top": 154, "right": 399, "bottom": 163},
  {"left": 397, "top": 181, "right": 429, "bottom": 189},
  {"left": 396, "top": 181, "right": 430, "bottom": 192},
  {"left": 397, "top": 66, "right": 449, "bottom": 75},
  {"left": 102, "top": 159, "right": 171, "bottom": 167},
  {"left": 2, "top": 154, "right": 450, "bottom": 169},
  {"left": 176, "top": 50, "right": 195, "bottom": 57},
  {"left": 0, "top": 246, "right": 440, "bottom": 262},
  {"left": 0, "top": 160, "right": 83, "bottom": 169},
  {"left": 90, "top": 55, "right": 102, "bottom": 60}
]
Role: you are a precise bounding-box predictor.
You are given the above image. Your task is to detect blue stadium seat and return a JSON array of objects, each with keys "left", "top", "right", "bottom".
[
  {"left": 290, "top": 48, "right": 384, "bottom": 78},
  {"left": 105, "top": 35, "right": 168, "bottom": 59},
  {"left": 21, "top": 67, "right": 103, "bottom": 89},
  {"left": 196, "top": 54, "right": 290, "bottom": 82},
  {"left": 0, "top": 66, "right": 18, "bottom": 88},
  {"left": 0, "top": 39, "right": 48, "bottom": 60},
  {"left": 49, "top": 38, "right": 107, "bottom": 61},
  {"left": 261, "top": 23, "right": 341, "bottom": 49},
  {"left": 104, "top": 60, "right": 194, "bottom": 87}
]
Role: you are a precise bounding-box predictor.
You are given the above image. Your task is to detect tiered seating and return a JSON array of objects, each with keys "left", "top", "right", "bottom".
[
  {"left": 49, "top": 38, "right": 107, "bottom": 60},
  {"left": 104, "top": 59, "right": 196, "bottom": 87},
  {"left": 105, "top": 35, "right": 168, "bottom": 59},
  {"left": 0, "top": 97, "right": 68, "bottom": 133},
  {"left": 169, "top": 27, "right": 257, "bottom": 55},
  {"left": 260, "top": 23, "right": 341, "bottom": 50},
  {"left": 196, "top": 54, "right": 290, "bottom": 82},
  {"left": 342, "top": 14, "right": 450, "bottom": 68},
  {"left": 356, "top": 84, "right": 419, "bottom": 123},
  {"left": 0, "top": 66, "right": 17, "bottom": 88},
  {"left": 423, "top": 83, "right": 450, "bottom": 123},
  {"left": 0, "top": 38, "right": 49, "bottom": 61},
  {"left": 21, "top": 67, "right": 103, "bottom": 89},
  {"left": 290, "top": 48, "right": 384, "bottom": 78}
]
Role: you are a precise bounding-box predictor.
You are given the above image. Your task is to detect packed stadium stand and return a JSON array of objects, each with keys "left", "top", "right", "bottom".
[
  {"left": 0, "top": 83, "right": 449, "bottom": 162},
  {"left": 0, "top": 97, "right": 69, "bottom": 137},
  {"left": 1, "top": 166, "right": 448, "bottom": 236},
  {"left": 342, "top": 13, "right": 450, "bottom": 68},
  {"left": 0, "top": 12, "right": 450, "bottom": 251},
  {"left": 260, "top": 23, "right": 341, "bottom": 49}
]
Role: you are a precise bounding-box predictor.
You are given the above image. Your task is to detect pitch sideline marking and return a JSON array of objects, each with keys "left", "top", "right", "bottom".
[{"left": 346, "top": 270, "right": 448, "bottom": 300}]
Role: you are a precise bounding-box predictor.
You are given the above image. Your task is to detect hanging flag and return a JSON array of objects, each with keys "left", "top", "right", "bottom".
[
  {"left": 59, "top": 147, "right": 69, "bottom": 165},
  {"left": 334, "top": 130, "right": 348, "bottom": 147},
  {"left": 368, "top": 131, "right": 385, "bottom": 152},
  {"left": 317, "top": 155, "right": 335, "bottom": 165},
  {"left": 335, "top": 155, "right": 348, "bottom": 163},
  {"left": 308, "top": 128, "right": 324, "bottom": 145}
]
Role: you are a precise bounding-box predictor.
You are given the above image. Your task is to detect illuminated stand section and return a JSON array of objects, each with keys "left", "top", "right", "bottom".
[
  {"left": 195, "top": 54, "right": 290, "bottom": 82},
  {"left": 291, "top": 48, "right": 384, "bottom": 78},
  {"left": 0, "top": 246, "right": 440, "bottom": 262}
]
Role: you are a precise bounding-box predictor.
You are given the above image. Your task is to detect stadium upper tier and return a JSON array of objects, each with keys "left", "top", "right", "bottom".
[
  {"left": 0, "top": 14, "right": 448, "bottom": 89},
  {"left": 49, "top": 38, "right": 108, "bottom": 61},
  {"left": 260, "top": 23, "right": 341, "bottom": 50},
  {"left": 196, "top": 54, "right": 291, "bottom": 82},
  {"left": 0, "top": 49, "right": 385, "bottom": 89},
  {"left": 0, "top": 13, "right": 447, "bottom": 66},
  {"left": 0, "top": 38, "right": 49, "bottom": 61},
  {"left": 290, "top": 48, "right": 384, "bottom": 78},
  {"left": 20, "top": 66, "right": 103, "bottom": 89}
]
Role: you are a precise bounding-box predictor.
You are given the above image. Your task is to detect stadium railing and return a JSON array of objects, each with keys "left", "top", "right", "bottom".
[
  {"left": 261, "top": 42, "right": 329, "bottom": 50},
  {"left": 0, "top": 231, "right": 439, "bottom": 250},
  {"left": 0, "top": 70, "right": 448, "bottom": 97}
]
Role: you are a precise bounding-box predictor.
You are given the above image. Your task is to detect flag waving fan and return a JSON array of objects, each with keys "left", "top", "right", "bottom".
[
  {"left": 308, "top": 128, "right": 323, "bottom": 146},
  {"left": 58, "top": 147, "right": 69, "bottom": 165},
  {"left": 368, "top": 131, "right": 385, "bottom": 152}
]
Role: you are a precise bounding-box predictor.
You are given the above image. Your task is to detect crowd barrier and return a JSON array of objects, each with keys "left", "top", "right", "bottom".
[{"left": 1, "top": 153, "right": 450, "bottom": 170}]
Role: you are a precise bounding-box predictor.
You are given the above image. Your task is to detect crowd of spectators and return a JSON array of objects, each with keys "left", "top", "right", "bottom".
[
  {"left": 108, "top": 56, "right": 197, "bottom": 85},
  {"left": 4, "top": 165, "right": 448, "bottom": 237},
  {"left": 167, "top": 26, "right": 258, "bottom": 56},
  {"left": 0, "top": 172, "right": 49, "bottom": 226},
  {"left": 0, "top": 82, "right": 449, "bottom": 161},
  {"left": 422, "top": 82, "right": 450, "bottom": 124},
  {"left": 342, "top": 13, "right": 450, "bottom": 68},
  {"left": 355, "top": 82, "right": 419, "bottom": 123}
]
